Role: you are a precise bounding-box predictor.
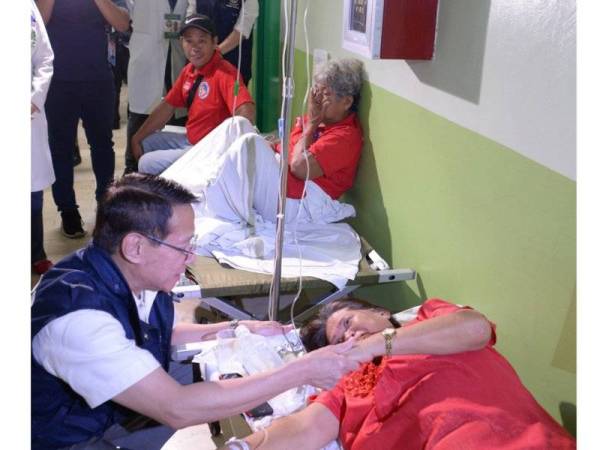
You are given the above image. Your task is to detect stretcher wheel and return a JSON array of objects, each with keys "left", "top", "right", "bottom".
[{"left": 209, "top": 421, "right": 221, "bottom": 436}]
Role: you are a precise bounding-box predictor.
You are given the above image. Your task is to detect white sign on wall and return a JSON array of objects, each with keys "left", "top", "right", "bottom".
[{"left": 341, "top": 0, "right": 385, "bottom": 59}]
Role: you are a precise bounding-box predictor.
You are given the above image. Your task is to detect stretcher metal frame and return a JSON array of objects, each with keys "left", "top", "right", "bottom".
[{"left": 171, "top": 237, "right": 416, "bottom": 324}]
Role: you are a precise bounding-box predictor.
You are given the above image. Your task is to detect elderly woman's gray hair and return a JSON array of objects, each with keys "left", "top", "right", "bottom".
[{"left": 313, "top": 58, "right": 365, "bottom": 111}]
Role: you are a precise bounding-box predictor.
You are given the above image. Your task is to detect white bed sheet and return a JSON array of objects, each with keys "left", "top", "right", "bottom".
[
  {"left": 161, "top": 118, "right": 362, "bottom": 287},
  {"left": 192, "top": 327, "right": 341, "bottom": 450}
]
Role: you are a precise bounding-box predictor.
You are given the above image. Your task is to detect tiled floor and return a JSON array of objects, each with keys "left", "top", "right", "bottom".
[{"left": 32, "top": 87, "right": 250, "bottom": 449}]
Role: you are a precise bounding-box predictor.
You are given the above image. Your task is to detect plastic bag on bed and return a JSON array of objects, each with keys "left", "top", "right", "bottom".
[{"left": 214, "top": 325, "right": 314, "bottom": 417}]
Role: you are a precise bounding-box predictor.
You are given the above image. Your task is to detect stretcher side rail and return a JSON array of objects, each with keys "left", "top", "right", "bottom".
[{"left": 172, "top": 237, "right": 416, "bottom": 322}]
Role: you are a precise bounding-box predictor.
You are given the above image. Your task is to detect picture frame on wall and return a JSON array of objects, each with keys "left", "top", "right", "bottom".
[{"left": 342, "top": 0, "right": 385, "bottom": 59}]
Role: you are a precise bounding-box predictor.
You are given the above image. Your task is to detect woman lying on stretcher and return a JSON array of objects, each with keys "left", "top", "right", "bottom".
[{"left": 221, "top": 298, "right": 575, "bottom": 450}]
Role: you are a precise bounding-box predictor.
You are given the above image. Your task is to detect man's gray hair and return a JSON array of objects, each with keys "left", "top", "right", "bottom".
[{"left": 313, "top": 58, "right": 365, "bottom": 111}]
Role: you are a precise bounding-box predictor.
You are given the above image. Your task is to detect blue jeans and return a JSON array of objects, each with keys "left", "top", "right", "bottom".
[
  {"left": 45, "top": 79, "right": 116, "bottom": 211},
  {"left": 138, "top": 131, "right": 192, "bottom": 175},
  {"left": 125, "top": 112, "right": 188, "bottom": 173}
]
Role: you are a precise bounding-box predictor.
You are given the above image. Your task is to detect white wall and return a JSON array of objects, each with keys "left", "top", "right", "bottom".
[{"left": 293, "top": 0, "right": 576, "bottom": 180}]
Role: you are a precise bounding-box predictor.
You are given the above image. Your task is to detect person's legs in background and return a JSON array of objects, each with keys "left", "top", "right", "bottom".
[
  {"left": 73, "top": 134, "right": 82, "bottom": 166},
  {"left": 125, "top": 113, "right": 188, "bottom": 175},
  {"left": 80, "top": 78, "right": 116, "bottom": 204},
  {"left": 112, "top": 40, "right": 129, "bottom": 130},
  {"left": 137, "top": 148, "right": 189, "bottom": 175},
  {"left": 112, "top": 68, "right": 123, "bottom": 130},
  {"left": 137, "top": 131, "right": 191, "bottom": 175},
  {"left": 124, "top": 111, "right": 148, "bottom": 175},
  {"left": 45, "top": 80, "right": 86, "bottom": 238},
  {"left": 124, "top": 42, "right": 186, "bottom": 175},
  {"left": 31, "top": 191, "right": 52, "bottom": 275},
  {"left": 162, "top": 44, "right": 188, "bottom": 129}
]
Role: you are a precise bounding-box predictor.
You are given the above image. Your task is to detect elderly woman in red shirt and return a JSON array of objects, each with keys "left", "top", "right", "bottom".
[
  {"left": 222, "top": 298, "right": 575, "bottom": 450},
  {"left": 163, "top": 57, "right": 366, "bottom": 226}
]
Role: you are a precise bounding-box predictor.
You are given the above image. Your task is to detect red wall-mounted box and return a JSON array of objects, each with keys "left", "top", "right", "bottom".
[
  {"left": 342, "top": 0, "right": 439, "bottom": 60},
  {"left": 381, "top": 0, "right": 439, "bottom": 59}
]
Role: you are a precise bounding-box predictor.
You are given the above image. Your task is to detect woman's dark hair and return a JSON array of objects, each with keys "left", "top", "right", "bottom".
[
  {"left": 93, "top": 173, "right": 197, "bottom": 254},
  {"left": 300, "top": 297, "right": 390, "bottom": 352}
]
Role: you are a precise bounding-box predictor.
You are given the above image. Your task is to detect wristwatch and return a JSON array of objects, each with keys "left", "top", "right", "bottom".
[
  {"left": 381, "top": 328, "right": 396, "bottom": 357},
  {"left": 229, "top": 319, "right": 240, "bottom": 329}
]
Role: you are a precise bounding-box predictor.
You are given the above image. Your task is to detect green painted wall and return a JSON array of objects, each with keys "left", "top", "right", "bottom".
[{"left": 291, "top": 50, "right": 576, "bottom": 432}]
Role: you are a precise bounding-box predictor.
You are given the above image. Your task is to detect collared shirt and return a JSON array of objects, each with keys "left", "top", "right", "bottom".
[
  {"left": 165, "top": 50, "right": 254, "bottom": 144},
  {"left": 131, "top": 290, "right": 159, "bottom": 323},
  {"left": 276, "top": 113, "right": 363, "bottom": 200}
]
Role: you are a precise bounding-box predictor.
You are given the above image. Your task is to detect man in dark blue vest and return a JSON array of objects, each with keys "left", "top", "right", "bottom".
[
  {"left": 195, "top": 0, "right": 258, "bottom": 84},
  {"left": 31, "top": 174, "right": 364, "bottom": 450}
]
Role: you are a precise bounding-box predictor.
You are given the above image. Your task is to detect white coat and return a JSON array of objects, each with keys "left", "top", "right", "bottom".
[
  {"left": 31, "top": 0, "right": 55, "bottom": 193},
  {"left": 127, "top": 0, "right": 189, "bottom": 115}
]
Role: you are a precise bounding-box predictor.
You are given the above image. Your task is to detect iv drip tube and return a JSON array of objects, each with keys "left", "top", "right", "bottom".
[{"left": 268, "top": 0, "right": 298, "bottom": 321}]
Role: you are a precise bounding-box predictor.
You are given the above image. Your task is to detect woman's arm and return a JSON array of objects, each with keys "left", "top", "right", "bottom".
[
  {"left": 350, "top": 309, "right": 493, "bottom": 361},
  {"left": 218, "top": 29, "right": 242, "bottom": 56},
  {"left": 289, "top": 87, "right": 327, "bottom": 180},
  {"left": 226, "top": 403, "right": 339, "bottom": 450},
  {"left": 234, "top": 102, "right": 256, "bottom": 125},
  {"left": 218, "top": 0, "right": 259, "bottom": 55},
  {"left": 290, "top": 137, "right": 324, "bottom": 180}
]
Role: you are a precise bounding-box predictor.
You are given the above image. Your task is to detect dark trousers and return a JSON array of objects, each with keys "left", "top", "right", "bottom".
[
  {"left": 112, "top": 43, "right": 129, "bottom": 127},
  {"left": 124, "top": 111, "right": 148, "bottom": 172},
  {"left": 45, "top": 78, "right": 116, "bottom": 211},
  {"left": 31, "top": 191, "right": 46, "bottom": 262},
  {"left": 125, "top": 111, "right": 187, "bottom": 173},
  {"left": 124, "top": 42, "right": 186, "bottom": 173}
]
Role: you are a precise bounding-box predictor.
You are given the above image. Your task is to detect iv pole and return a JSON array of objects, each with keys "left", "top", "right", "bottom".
[{"left": 268, "top": 0, "right": 298, "bottom": 321}]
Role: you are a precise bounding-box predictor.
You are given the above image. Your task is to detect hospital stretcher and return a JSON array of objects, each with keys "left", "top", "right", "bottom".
[
  {"left": 169, "top": 237, "right": 415, "bottom": 440},
  {"left": 171, "top": 304, "right": 423, "bottom": 445},
  {"left": 168, "top": 237, "right": 415, "bottom": 439},
  {"left": 171, "top": 236, "right": 416, "bottom": 325},
  {"left": 166, "top": 237, "right": 416, "bottom": 442}
]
